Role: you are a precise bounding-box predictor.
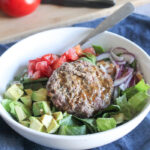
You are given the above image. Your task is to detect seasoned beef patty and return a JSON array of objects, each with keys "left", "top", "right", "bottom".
[{"left": 47, "top": 60, "right": 114, "bottom": 118}]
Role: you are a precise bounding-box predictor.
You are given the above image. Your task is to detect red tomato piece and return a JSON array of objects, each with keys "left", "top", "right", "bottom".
[
  {"left": 35, "top": 61, "right": 53, "bottom": 77},
  {"left": 64, "top": 45, "right": 82, "bottom": 61},
  {"left": 28, "top": 58, "right": 41, "bottom": 75},
  {"left": 83, "top": 47, "right": 96, "bottom": 55},
  {"left": 52, "top": 55, "right": 67, "bottom": 70},
  {"left": 64, "top": 48, "right": 79, "bottom": 61},
  {"left": 41, "top": 54, "right": 59, "bottom": 65},
  {"left": 0, "top": 0, "right": 40, "bottom": 17},
  {"left": 74, "top": 45, "right": 83, "bottom": 56},
  {"left": 32, "top": 71, "right": 41, "bottom": 80}
]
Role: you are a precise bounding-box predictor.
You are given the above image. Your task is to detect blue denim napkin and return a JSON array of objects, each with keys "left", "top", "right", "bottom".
[{"left": 0, "top": 13, "right": 150, "bottom": 150}]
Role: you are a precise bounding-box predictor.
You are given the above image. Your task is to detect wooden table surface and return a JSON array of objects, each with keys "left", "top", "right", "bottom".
[{"left": 0, "top": 0, "right": 150, "bottom": 44}]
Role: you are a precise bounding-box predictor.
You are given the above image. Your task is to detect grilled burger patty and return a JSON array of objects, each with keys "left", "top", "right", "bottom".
[{"left": 47, "top": 60, "right": 114, "bottom": 118}]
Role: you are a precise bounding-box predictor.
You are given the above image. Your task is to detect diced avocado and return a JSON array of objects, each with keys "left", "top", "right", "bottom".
[
  {"left": 41, "top": 126, "right": 47, "bottom": 133},
  {"left": 47, "top": 118, "right": 59, "bottom": 133},
  {"left": 20, "top": 95, "right": 32, "bottom": 108},
  {"left": 20, "top": 120, "right": 30, "bottom": 127},
  {"left": 15, "top": 82, "right": 24, "bottom": 90},
  {"left": 32, "top": 88, "right": 47, "bottom": 101},
  {"left": 4, "top": 84, "right": 24, "bottom": 101},
  {"left": 52, "top": 112, "right": 63, "bottom": 121},
  {"left": 33, "top": 101, "right": 51, "bottom": 116},
  {"left": 40, "top": 114, "right": 53, "bottom": 128},
  {"left": 15, "top": 105, "right": 27, "bottom": 121},
  {"left": 9, "top": 101, "right": 31, "bottom": 119},
  {"left": 9, "top": 102, "right": 17, "bottom": 118},
  {"left": 111, "top": 113, "right": 125, "bottom": 124},
  {"left": 29, "top": 117, "right": 44, "bottom": 131},
  {"left": 1, "top": 99, "right": 12, "bottom": 112},
  {"left": 25, "top": 89, "right": 33, "bottom": 96}
]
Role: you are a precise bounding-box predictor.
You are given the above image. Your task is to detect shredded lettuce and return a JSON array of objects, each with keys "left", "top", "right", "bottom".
[
  {"left": 1, "top": 99, "right": 12, "bottom": 112},
  {"left": 59, "top": 113, "right": 79, "bottom": 126},
  {"left": 128, "top": 91, "right": 148, "bottom": 113},
  {"left": 73, "top": 116, "right": 97, "bottom": 133},
  {"left": 79, "top": 53, "right": 96, "bottom": 65},
  {"left": 92, "top": 45, "right": 105, "bottom": 54},
  {"left": 94, "top": 104, "right": 120, "bottom": 118},
  {"left": 58, "top": 125, "right": 86, "bottom": 135},
  {"left": 123, "top": 79, "right": 150, "bottom": 99},
  {"left": 96, "top": 118, "right": 116, "bottom": 131},
  {"left": 120, "top": 79, "right": 150, "bottom": 119},
  {"left": 116, "top": 94, "right": 133, "bottom": 120}
]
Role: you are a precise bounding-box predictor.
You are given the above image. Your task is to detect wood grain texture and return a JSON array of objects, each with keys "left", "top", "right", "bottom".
[{"left": 0, "top": 0, "right": 149, "bottom": 44}]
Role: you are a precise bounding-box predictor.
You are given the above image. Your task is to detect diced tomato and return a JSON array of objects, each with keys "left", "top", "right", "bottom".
[
  {"left": 27, "top": 46, "right": 82, "bottom": 79},
  {"left": 83, "top": 47, "right": 96, "bottom": 55},
  {"left": 32, "top": 71, "right": 41, "bottom": 80},
  {"left": 64, "top": 48, "right": 79, "bottom": 61},
  {"left": 52, "top": 55, "right": 67, "bottom": 70},
  {"left": 35, "top": 61, "right": 53, "bottom": 77},
  {"left": 35, "top": 61, "right": 47, "bottom": 71},
  {"left": 74, "top": 45, "right": 83, "bottom": 56},
  {"left": 28, "top": 58, "right": 42, "bottom": 76},
  {"left": 41, "top": 54, "right": 59, "bottom": 65}
]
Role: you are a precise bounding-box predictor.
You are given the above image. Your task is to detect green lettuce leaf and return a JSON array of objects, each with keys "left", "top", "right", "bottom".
[
  {"left": 58, "top": 125, "right": 86, "bottom": 135},
  {"left": 94, "top": 104, "right": 120, "bottom": 118},
  {"left": 96, "top": 118, "right": 116, "bottom": 132},
  {"left": 59, "top": 113, "right": 79, "bottom": 126},
  {"left": 80, "top": 53, "right": 96, "bottom": 65},
  {"left": 73, "top": 116, "right": 97, "bottom": 133},
  {"left": 123, "top": 79, "right": 150, "bottom": 99},
  {"left": 1, "top": 99, "right": 12, "bottom": 112},
  {"left": 92, "top": 45, "right": 105, "bottom": 54},
  {"left": 116, "top": 94, "right": 133, "bottom": 120},
  {"left": 128, "top": 91, "right": 149, "bottom": 113}
]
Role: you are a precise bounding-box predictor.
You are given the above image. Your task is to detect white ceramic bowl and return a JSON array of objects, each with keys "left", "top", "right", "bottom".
[{"left": 0, "top": 27, "right": 150, "bottom": 150}]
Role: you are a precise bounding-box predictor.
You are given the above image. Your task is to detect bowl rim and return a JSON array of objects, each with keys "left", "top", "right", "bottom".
[{"left": 0, "top": 27, "right": 150, "bottom": 140}]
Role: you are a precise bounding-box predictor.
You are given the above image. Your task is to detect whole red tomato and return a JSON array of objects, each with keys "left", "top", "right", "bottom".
[{"left": 0, "top": 0, "right": 40, "bottom": 17}]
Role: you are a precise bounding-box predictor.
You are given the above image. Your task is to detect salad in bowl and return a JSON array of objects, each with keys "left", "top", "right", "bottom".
[{"left": 1, "top": 43, "right": 149, "bottom": 135}]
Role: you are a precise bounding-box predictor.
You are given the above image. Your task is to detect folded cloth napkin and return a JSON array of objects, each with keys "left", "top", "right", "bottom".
[{"left": 0, "top": 13, "right": 150, "bottom": 150}]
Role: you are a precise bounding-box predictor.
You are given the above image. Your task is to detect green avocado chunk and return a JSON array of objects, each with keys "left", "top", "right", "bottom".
[
  {"left": 1, "top": 99, "right": 12, "bottom": 112},
  {"left": 32, "top": 88, "right": 47, "bottom": 101},
  {"left": 24, "top": 89, "right": 33, "bottom": 96},
  {"left": 32, "top": 101, "right": 51, "bottom": 116},
  {"left": 52, "top": 112, "right": 63, "bottom": 121},
  {"left": 20, "top": 120, "right": 30, "bottom": 127},
  {"left": 47, "top": 118, "right": 59, "bottom": 134},
  {"left": 29, "top": 117, "right": 44, "bottom": 131},
  {"left": 9, "top": 101, "right": 31, "bottom": 120},
  {"left": 15, "top": 105, "right": 27, "bottom": 121},
  {"left": 40, "top": 114, "right": 53, "bottom": 129},
  {"left": 4, "top": 84, "right": 24, "bottom": 101},
  {"left": 20, "top": 95, "right": 32, "bottom": 108}
]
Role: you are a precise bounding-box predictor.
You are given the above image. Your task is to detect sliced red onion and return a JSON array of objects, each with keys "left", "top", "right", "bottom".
[
  {"left": 116, "top": 61, "right": 126, "bottom": 65},
  {"left": 110, "top": 50, "right": 124, "bottom": 61},
  {"left": 96, "top": 52, "right": 110, "bottom": 61},
  {"left": 113, "top": 87, "right": 119, "bottom": 100},
  {"left": 119, "top": 74, "right": 133, "bottom": 91},
  {"left": 114, "top": 68, "right": 133, "bottom": 86},
  {"left": 115, "top": 65, "right": 124, "bottom": 79},
  {"left": 109, "top": 55, "right": 117, "bottom": 66},
  {"left": 129, "top": 75, "right": 137, "bottom": 87},
  {"left": 112, "top": 47, "right": 128, "bottom": 54},
  {"left": 121, "top": 53, "right": 135, "bottom": 64}
]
